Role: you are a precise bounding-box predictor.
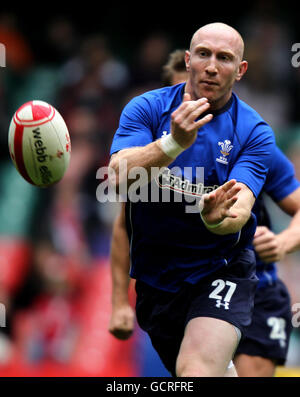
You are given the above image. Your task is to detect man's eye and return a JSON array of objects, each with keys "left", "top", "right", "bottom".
[{"left": 220, "top": 55, "right": 230, "bottom": 61}]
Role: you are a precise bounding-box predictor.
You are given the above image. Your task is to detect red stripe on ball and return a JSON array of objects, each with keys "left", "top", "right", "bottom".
[{"left": 13, "top": 122, "right": 35, "bottom": 185}]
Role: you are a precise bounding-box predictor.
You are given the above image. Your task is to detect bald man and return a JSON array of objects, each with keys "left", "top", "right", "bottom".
[
  {"left": 108, "top": 22, "right": 275, "bottom": 377},
  {"left": 186, "top": 22, "right": 246, "bottom": 108}
]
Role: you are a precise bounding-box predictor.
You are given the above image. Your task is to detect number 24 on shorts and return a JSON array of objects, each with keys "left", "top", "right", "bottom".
[{"left": 209, "top": 279, "right": 237, "bottom": 310}]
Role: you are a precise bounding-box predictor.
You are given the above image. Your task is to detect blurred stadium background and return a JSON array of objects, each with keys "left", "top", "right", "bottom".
[{"left": 0, "top": 1, "right": 300, "bottom": 377}]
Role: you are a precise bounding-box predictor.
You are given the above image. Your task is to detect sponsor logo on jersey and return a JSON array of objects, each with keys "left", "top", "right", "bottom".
[{"left": 155, "top": 167, "right": 219, "bottom": 198}]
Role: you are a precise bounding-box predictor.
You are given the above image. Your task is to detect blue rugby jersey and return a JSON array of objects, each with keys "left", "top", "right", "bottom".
[
  {"left": 110, "top": 83, "right": 275, "bottom": 291},
  {"left": 254, "top": 147, "right": 300, "bottom": 288}
]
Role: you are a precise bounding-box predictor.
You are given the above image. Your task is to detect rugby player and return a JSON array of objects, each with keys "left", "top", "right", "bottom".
[{"left": 108, "top": 22, "right": 275, "bottom": 376}]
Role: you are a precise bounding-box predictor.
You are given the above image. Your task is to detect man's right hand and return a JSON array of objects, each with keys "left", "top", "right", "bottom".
[
  {"left": 170, "top": 93, "right": 213, "bottom": 149},
  {"left": 109, "top": 304, "right": 135, "bottom": 340}
]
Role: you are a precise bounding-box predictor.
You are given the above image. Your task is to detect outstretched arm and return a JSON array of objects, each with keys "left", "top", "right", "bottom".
[{"left": 199, "top": 180, "right": 255, "bottom": 235}]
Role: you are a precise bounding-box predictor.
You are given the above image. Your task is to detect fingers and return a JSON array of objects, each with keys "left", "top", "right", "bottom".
[
  {"left": 172, "top": 97, "right": 213, "bottom": 132},
  {"left": 255, "top": 248, "right": 279, "bottom": 264},
  {"left": 200, "top": 191, "right": 238, "bottom": 220},
  {"left": 172, "top": 97, "right": 208, "bottom": 122},
  {"left": 109, "top": 307, "right": 135, "bottom": 340},
  {"left": 199, "top": 192, "right": 215, "bottom": 214},
  {"left": 224, "top": 195, "right": 238, "bottom": 209},
  {"left": 223, "top": 209, "right": 238, "bottom": 219},
  {"left": 109, "top": 328, "right": 134, "bottom": 340},
  {"left": 203, "top": 182, "right": 239, "bottom": 208},
  {"left": 198, "top": 194, "right": 207, "bottom": 212},
  {"left": 213, "top": 180, "right": 240, "bottom": 200},
  {"left": 194, "top": 113, "right": 213, "bottom": 129},
  {"left": 182, "top": 102, "right": 211, "bottom": 129},
  {"left": 200, "top": 180, "right": 242, "bottom": 226},
  {"left": 253, "top": 229, "right": 275, "bottom": 246},
  {"left": 221, "top": 179, "right": 239, "bottom": 193},
  {"left": 257, "top": 256, "right": 275, "bottom": 264},
  {"left": 222, "top": 179, "right": 236, "bottom": 191},
  {"left": 211, "top": 180, "right": 240, "bottom": 207},
  {"left": 183, "top": 93, "right": 191, "bottom": 102},
  {"left": 253, "top": 230, "right": 280, "bottom": 264},
  {"left": 203, "top": 192, "right": 215, "bottom": 204},
  {"left": 254, "top": 226, "right": 269, "bottom": 238}
]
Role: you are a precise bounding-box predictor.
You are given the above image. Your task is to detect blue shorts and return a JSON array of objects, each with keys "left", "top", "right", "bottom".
[
  {"left": 135, "top": 248, "right": 258, "bottom": 376},
  {"left": 235, "top": 278, "right": 292, "bottom": 365}
]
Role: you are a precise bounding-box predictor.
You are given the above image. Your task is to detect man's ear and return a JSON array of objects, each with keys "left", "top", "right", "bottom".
[
  {"left": 236, "top": 60, "right": 248, "bottom": 81},
  {"left": 185, "top": 50, "right": 191, "bottom": 72}
]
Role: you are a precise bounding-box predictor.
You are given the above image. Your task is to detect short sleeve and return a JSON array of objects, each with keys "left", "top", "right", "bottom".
[
  {"left": 228, "top": 124, "right": 275, "bottom": 198},
  {"left": 110, "top": 95, "right": 155, "bottom": 156},
  {"left": 264, "top": 146, "right": 300, "bottom": 202}
]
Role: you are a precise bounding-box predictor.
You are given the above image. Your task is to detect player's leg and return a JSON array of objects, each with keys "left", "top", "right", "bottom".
[
  {"left": 234, "top": 279, "right": 292, "bottom": 377},
  {"left": 176, "top": 317, "right": 239, "bottom": 377},
  {"left": 234, "top": 354, "right": 276, "bottom": 377},
  {"left": 135, "top": 280, "right": 188, "bottom": 377},
  {"left": 175, "top": 248, "right": 258, "bottom": 377}
]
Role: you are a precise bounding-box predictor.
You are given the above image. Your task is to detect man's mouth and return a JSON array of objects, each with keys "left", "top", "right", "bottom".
[{"left": 201, "top": 80, "right": 219, "bottom": 86}]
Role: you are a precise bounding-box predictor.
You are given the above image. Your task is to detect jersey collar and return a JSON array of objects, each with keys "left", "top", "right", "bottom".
[{"left": 180, "top": 83, "right": 233, "bottom": 117}]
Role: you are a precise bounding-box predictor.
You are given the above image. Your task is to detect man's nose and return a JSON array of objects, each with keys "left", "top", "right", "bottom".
[{"left": 205, "top": 57, "right": 218, "bottom": 75}]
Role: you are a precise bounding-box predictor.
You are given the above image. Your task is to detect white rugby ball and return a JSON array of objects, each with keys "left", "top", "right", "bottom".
[{"left": 8, "top": 100, "right": 71, "bottom": 187}]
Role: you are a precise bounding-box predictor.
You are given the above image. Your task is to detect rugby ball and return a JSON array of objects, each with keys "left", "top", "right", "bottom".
[{"left": 8, "top": 100, "right": 71, "bottom": 187}]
